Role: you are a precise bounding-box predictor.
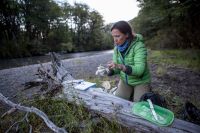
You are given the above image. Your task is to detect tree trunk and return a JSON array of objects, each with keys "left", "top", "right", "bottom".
[{"left": 51, "top": 52, "right": 200, "bottom": 133}]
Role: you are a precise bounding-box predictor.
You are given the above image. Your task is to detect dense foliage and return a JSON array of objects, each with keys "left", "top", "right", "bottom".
[
  {"left": 0, "top": 0, "right": 113, "bottom": 58},
  {"left": 1, "top": 0, "right": 199, "bottom": 58},
  {"left": 130, "top": 0, "right": 200, "bottom": 49}
]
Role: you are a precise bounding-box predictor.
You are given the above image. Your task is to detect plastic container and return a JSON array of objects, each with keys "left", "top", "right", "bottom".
[{"left": 132, "top": 101, "right": 174, "bottom": 126}]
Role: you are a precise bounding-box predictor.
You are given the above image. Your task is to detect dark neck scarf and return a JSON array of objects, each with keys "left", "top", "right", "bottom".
[{"left": 116, "top": 40, "right": 129, "bottom": 52}]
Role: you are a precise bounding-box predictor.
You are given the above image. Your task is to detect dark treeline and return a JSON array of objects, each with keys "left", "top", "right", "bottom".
[
  {"left": 131, "top": 0, "right": 200, "bottom": 49},
  {"left": 1, "top": 0, "right": 200, "bottom": 58},
  {"left": 0, "top": 0, "right": 113, "bottom": 58}
]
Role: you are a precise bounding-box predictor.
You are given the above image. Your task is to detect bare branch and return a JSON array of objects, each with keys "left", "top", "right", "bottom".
[
  {"left": 5, "top": 112, "right": 28, "bottom": 133},
  {"left": 0, "top": 93, "right": 67, "bottom": 133},
  {"left": 1, "top": 107, "right": 17, "bottom": 118}
]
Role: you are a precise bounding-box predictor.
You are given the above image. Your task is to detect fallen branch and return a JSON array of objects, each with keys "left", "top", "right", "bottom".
[
  {"left": 1, "top": 107, "right": 17, "bottom": 118},
  {"left": 0, "top": 93, "right": 67, "bottom": 133},
  {"left": 5, "top": 112, "right": 30, "bottom": 133},
  {"left": 21, "top": 63, "right": 63, "bottom": 97}
]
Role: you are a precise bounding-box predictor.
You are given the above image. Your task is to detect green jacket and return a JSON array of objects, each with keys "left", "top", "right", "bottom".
[{"left": 113, "top": 34, "right": 151, "bottom": 86}]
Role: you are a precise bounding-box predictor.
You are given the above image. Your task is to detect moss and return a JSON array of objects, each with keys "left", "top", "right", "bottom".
[
  {"left": 156, "top": 65, "right": 167, "bottom": 77},
  {"left": 0, "top": 97, "right": 130, "bottom": 132}
]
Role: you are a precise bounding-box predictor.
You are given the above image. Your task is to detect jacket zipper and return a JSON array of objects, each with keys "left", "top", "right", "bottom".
[{"left": 119, "top": 54, "right": 128, "bottom": 85}]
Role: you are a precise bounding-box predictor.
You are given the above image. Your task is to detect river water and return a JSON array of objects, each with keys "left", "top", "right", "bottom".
[{"left": 0, "top": 50, "right": 113, "bottom": 70}]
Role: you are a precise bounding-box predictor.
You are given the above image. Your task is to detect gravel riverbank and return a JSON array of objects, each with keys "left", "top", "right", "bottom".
[{"left": 0, "top": 53, "right": 113, "bottom": 101}]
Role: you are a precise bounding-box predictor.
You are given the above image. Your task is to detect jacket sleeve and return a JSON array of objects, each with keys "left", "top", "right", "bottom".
[
  {"left": 112, "top": 47, "right": 120, "bottom": 75},
  {"left": 130, "top": 42, "right": 147, "bottom": 77}
]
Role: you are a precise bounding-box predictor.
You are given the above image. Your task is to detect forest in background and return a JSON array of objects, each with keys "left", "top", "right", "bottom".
[
  {"left": 131, "top": 0, "right": 200, "bottom": 49},
  {"left": 0, "top": 0, "right": 113, "bottom": 58},
  {"left": 1, "top": 0, "right": 200, "bottom": 59}
]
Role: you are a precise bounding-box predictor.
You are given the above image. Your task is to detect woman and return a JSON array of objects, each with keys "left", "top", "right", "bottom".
[{"left": 107, "top": 21, "right": 151, "bottom": 102}]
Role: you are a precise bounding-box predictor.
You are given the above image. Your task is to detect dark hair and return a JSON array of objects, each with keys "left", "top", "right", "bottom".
[{"left": 111, "top": 21, "right": 134, "bottom": 42}]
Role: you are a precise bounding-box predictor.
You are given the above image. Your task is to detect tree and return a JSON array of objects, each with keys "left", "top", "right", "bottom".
[
  {"left": 0, "top": 0, "right": 22, "bottom": 57},
  {"left": 131, "top": 0, "right": 200, "bottom": 49},
  {"left": 0, "top": 0, "right": 112, "bottom": 58},
  {"left": 87, "top": 10, "right": 104, "bottom": 50},
  {"left": 20, "top": 0, "right": 62, "bottom": 54},
  {"left": 70, "top": 3, "right": 89, "bottom": 51}
]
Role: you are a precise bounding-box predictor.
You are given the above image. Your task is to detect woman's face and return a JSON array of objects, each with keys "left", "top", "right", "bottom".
[{"left": 111, "top": 29, "right": 128, "bottom": 45}]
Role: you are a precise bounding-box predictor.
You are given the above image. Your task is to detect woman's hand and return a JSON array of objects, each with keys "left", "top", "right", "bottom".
[
  {"left": 107, "top": 61, "right": 116, "bottom": 69},
  {"left": 107, "top": 61, "right": 126, "bottom": 71}
]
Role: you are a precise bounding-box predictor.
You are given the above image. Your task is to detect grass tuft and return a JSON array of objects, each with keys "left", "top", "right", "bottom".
[{"left": 148, "top": 49, "right": 200, "bottom": 71}]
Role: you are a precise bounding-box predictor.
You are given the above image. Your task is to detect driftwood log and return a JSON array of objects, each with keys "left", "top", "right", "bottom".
[{"left": 51, "top": 52, "right": 200, "bottom": 133}]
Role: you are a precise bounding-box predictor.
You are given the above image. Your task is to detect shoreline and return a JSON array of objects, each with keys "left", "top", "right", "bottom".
[
  {"left": 0, "top": 53, "right": 113, "bottom": 100},
  {"left": 0, "top": 50, "right": 113, "bottom": 70}
]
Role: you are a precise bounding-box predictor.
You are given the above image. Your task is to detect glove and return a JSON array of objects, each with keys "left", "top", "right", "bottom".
[{"left": 95, "top": 65, "right": 109, "bottom": 76}]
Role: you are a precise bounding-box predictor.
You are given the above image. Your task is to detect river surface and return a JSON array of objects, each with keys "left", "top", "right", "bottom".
[{"left": 0, "top": 50, "right": 113, "bottom": 70}]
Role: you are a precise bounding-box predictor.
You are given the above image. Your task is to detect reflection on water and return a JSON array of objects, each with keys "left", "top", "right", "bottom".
[{"left": 0, "top": 50, "right": 113, "bottom": 70}]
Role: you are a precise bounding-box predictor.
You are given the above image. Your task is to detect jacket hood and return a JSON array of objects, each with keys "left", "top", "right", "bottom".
[{"left": 135, "top": 34, "right": 144, "bottom": 43}]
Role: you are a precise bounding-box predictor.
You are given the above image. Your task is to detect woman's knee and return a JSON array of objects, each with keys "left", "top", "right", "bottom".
[
  {"left": 115, "top": 80, "right": 133, "bottom": 100},
  {"left": 133, "top": 84, "right": 150, "bottom": 102}
]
